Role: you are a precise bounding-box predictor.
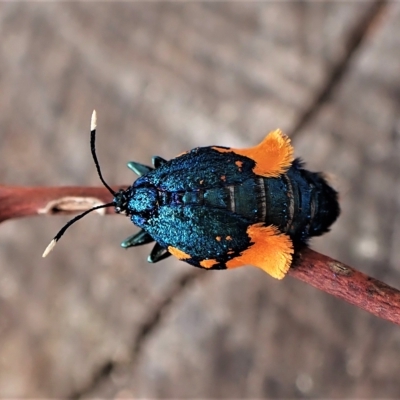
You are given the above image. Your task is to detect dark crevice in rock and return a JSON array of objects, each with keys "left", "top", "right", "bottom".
[
  {"left": 69, "top": 270, "right": 202, "bottom": 399},
  {"left": 291, "top": 1, "right": 388, "bottom": 138}
]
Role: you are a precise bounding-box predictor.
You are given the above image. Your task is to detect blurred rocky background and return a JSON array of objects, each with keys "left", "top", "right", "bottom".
[{"left": 0, "top": 2, "right": 400, "bottom": 398}]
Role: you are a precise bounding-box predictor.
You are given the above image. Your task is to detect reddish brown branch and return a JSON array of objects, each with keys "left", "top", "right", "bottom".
[
  {"left": 1, "top": 184, "right": 400, "bottom": 325},
  {"left": 0, "top": 185, "right": 123, "bottom": 223},
  {"left": 290, "top": 248, "right": 400, "bottom": 325}
]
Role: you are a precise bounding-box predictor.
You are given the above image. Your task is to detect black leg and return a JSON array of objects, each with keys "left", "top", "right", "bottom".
[
  {"left": 152, "top": 156, "right": 167, "bottom": 169},
  {"left": 148, "top": 243, "right": 171, "bottom": 263},
  {"left": 121, "top": 230, "right": 154, "bottom": 248},
  {"left": 127, "top": 161, "right": 153, "bottom": 176}
]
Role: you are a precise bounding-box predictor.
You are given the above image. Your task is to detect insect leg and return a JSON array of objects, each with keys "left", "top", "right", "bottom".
[
  {"left": 152, "top": 156, "right": 167, "bottom": 168},
  {"left": 127, "top": 161, "right": 153, "bottom": 176},
  {"left": 148, "top": 243, "right": 171, "bottom": 263},
  {"left": 121, "top": 230, "right": 154, "bottom": 248}
]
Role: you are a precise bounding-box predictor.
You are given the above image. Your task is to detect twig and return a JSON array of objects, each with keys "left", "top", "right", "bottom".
[
  {"left": 290, "top": 248, "right": 400, "bottom": 325},
  {"left": 1, "top": 184, "right": 400, "bottom": 325},
  {"left": 0, "top": 185, "right": 121, "bottom": 223}
]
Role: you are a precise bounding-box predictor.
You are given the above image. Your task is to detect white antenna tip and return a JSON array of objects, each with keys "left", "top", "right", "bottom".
[
  {"left": 42, "top": 239, "right": 57, "bottom": 258},
  {"left": 91, "top": 110, "right": 97, "bottom": 131}
]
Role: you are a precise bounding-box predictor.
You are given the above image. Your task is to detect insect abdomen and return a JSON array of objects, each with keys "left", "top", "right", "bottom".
[{"left": 260, "top": 159, "right": 340, "bottom": 243}]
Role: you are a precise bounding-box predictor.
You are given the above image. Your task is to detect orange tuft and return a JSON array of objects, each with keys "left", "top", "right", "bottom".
[
  {"left": 213, "top": 130, "right": 294, "bottom": 177},
  {"left": 226, "top": 223, "right": 293, "bottom": 279}
]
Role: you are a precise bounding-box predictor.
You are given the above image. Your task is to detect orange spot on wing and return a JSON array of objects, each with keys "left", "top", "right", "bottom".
[
  {"left": 216, "top": 236, "right": 222, "bottom": 241},
  {"left": 226, "top": 223, "right": 293, "bottom": 280},
  {"left": 168, "top": 246, "right": 191, "bottom": 260},
  {"left": 212, "top": 130, "right": 294, "bottom": 177},
  {"left": 221, "top": 175, "right": 226, "bottom": 181},
  {"left": 200, "top": 259, "right": 218, "bottom": 269},
  {"left": 235, "top": 160, "right": 243, "bottom": 171},
  {"left": 226, "top": 235, "right": 232, "bottom": 241}
]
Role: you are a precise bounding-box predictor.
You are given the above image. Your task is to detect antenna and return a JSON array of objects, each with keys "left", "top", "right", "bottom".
[
  {"left": 90, "top": 110, "right": 116, "bottom": 196},
  {"left": 42, "top": 111, "right": 116, "bottom": 257},
  {"left": 42, "top": 202, "right": 114, "bottom": 257}
]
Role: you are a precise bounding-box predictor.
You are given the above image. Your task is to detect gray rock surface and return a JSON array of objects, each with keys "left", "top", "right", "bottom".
[{"left": 0, "top": 2, "right": 399, "bottom": 398}]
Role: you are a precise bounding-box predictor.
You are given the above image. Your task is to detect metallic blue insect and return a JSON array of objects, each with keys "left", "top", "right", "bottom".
[{"left": 44, "top": 111, "right": 339, "bottom": 279}]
